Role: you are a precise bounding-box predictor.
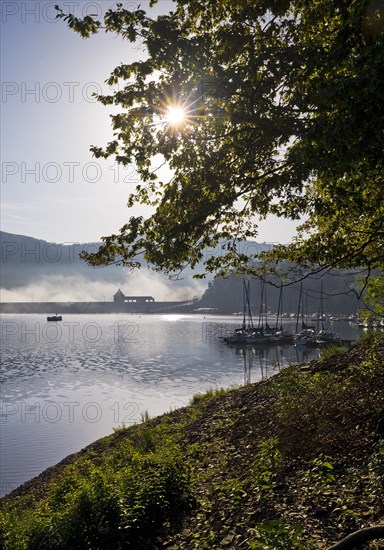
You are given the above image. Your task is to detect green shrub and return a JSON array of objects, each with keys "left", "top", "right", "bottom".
[
  {"left": 319, "top": 344, "right": 348, "bottom": 360},
  {"left": 251, "top": 438, "right": 282, "bottom": 497},
  {"left": 248, "top": 519, "right": 308, "bottom": 549},
  {"left": 0, "top": 435, "right": 192, "bottom": 549}
]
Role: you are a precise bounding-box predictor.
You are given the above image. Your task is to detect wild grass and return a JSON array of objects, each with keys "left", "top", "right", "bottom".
[
  {"left": 189, "top": 385, "right": 237, "bottom": 405},
  {"left": 0, "top": 419, "right": 193, "bottom": 549}
]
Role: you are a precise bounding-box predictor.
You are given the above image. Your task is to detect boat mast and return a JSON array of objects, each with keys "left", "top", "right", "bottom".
[
  {"left": 245, "top": 280, "right": 254, "bottom": 330},
  {"left": 242, "top": 279, "right": 246, "bottom": 330},
  {"left": 258, "top": 278, "right": 264, "bottom": 330},
  {"left": 295, "top": 282, "right": 303, "bottom": 333},
  {"left": 320, "top": 279, "right": 325, "bottom": 331},
  {"left": 304, "top": 287, "right": 308, "bottom": 329},
  {"left": 276, "top": 283, "right": 283, "bottom": 331}
]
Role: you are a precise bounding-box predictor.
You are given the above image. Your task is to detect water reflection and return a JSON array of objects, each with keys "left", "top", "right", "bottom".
[
  {"left": 0, "top": 314, "right": 359, "bottom": 497},
  {"left": 229, "top": 343, "right": 322, "bottom": 384}
]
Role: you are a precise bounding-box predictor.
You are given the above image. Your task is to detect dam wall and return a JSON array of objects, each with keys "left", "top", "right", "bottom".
[{"left": 0, "top": 300, "right": 197, "bottom": 315}]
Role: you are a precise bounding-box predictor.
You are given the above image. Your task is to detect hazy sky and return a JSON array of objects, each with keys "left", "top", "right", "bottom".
[{"left": 1, "top": 0, "right": 302, "bottom": 245}]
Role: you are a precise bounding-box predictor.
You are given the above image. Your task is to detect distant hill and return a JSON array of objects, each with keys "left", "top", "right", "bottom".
[
  {"left": 0, "top": 231, "right": 122, "bottom": 289},
  {"left": 0, "top": 232, "right": 363, "bottom": 312},
  {"left": 0, "top": 231, "right": 207, "bottom": 301},
  {"left": 0, "top": 232, "right": 274, "bottom": 285}
]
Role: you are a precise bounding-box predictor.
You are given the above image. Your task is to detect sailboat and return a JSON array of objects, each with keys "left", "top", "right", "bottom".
[
  {"left": 294, "top": 281, "right": 340, "bottom": 347},
  {"left": 314, "top": 281, "right": 340, "bottom": 345},
  {"left": 272, "top": 284, "right": 294, "bottom": 344},
  {"left": 224, "top": 280, "right": 272, "bottom": 345},
  {"left": 293, "top": 283, "right": 317, "bottom": 346},
  {"left": 257, "top": 279, "right": 275, "bottom": 337}
]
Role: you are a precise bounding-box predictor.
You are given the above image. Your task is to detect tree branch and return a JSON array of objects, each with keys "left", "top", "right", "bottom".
[{"left": 328, "top": 525, "right": 384, "bottom": 550}]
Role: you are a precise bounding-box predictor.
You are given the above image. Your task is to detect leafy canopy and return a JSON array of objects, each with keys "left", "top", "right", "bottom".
[{"left": 56, "top": 0, "right": 384, "bottom": 278}]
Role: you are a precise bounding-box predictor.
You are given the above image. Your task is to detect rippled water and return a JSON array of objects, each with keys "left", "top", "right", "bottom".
[{"left": 0, "top": 314, "right": 359, "bottom": 496}]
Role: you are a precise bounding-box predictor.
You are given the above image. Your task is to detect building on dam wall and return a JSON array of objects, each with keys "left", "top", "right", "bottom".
[
  {"left": 113, "top": 289, "right": 155, "bottom": 304},
  {"left": 0, "top": 290, "right": 198, "bottom": 314}
]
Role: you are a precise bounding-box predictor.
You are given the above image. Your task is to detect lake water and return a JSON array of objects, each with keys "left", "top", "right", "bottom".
[{"left": 0, "top": 314, "right": 360, "bottom": 497}]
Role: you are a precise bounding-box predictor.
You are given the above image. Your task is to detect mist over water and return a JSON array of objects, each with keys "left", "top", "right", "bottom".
[
  {"left": 0, "top": 314, "right": 359, "bottom": 497},
  {"left": 0, "top": 231, "right": 211, "bottom": 305},
  {"left": 0, "top": 270, "right": 206, "bottom": 302}
]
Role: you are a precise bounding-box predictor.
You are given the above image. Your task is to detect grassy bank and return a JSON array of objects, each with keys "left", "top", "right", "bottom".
[{"left": 1, "top": 335, "right": 383, "bottom": 549}]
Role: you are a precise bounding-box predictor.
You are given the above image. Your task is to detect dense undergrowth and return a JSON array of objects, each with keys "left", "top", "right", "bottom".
[{"left": 1, "top": 334, "right": 383, "bottom": 549}]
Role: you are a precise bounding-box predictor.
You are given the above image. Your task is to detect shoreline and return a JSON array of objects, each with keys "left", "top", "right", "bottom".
[{"left": 1, "top": 336, "right": 383, "bottom": 548}]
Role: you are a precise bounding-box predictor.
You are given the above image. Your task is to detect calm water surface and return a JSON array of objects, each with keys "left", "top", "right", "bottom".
[{"left": 0, "top": 314, "right": 359, "bottom": 496}]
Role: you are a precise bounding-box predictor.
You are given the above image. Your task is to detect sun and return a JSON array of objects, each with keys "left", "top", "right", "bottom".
[{"left": 165, "top": 106, "right": 186, "bottom": 125}]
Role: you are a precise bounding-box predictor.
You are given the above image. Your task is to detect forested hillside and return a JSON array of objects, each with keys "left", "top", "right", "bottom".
[{"left": 200, "top": 272, "right": 363, "bottom": 315}]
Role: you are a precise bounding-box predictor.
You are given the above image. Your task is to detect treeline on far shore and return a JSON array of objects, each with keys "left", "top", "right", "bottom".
[{"left": 198, "top": 270, "right": 364, "bottom": 315}]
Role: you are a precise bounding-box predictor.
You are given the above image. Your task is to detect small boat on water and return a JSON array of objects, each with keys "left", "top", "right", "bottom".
[{"left": 47, "top": 315, "right": 62, "bottom": 322}]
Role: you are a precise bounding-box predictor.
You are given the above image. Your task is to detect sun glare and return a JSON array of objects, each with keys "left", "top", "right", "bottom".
[{"left": 165, "top": 106, "right": 186, "bottom": 125}]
